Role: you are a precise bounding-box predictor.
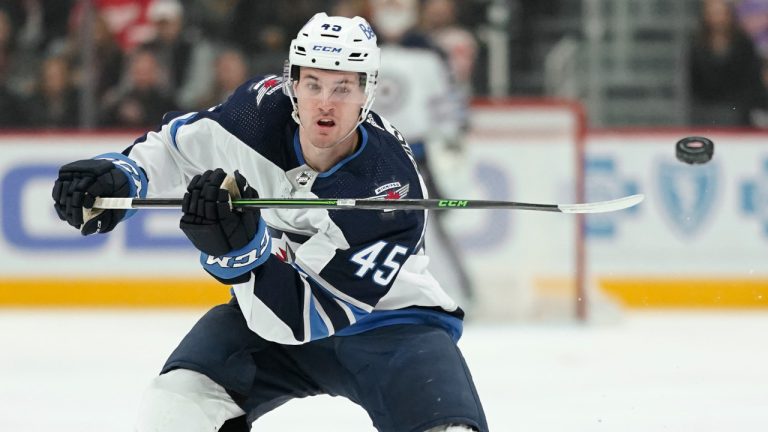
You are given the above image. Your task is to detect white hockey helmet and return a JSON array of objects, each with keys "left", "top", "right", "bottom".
[{"left": 284, "top": 13, "right": 380, "bottom": 124}]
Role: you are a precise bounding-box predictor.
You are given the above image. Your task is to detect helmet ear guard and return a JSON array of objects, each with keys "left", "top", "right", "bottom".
[{"left": 283, "top": 13, "right": 380, "bottom": 125}]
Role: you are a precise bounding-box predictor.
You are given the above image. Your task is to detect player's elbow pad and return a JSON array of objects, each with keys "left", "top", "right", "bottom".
[{"left": 199, "top": 218, "right": 271, "bottom": 284}]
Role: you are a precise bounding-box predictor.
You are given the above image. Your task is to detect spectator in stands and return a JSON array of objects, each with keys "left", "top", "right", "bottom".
[
  {"left": 0, "top": 5, "right": 39, "bottom": 98},
  {"left": 0, "top": 11, "right": 25, "bottom": 128},
  {"left": 248, "top": 25, "right": 287, "bottom": 77},
  {"left": 196, "top": 47, "right": 248, "bottom": 108},
  {"left": 331, "top": 0, "right": 369, "bottom": 17},
  {"left": 1, "top": 0, "right": 74, "bottom": 48},
  {"left": 689, "top": 0, "right": 768, "bottom": 126},
  {"left": 420, "top": 0, "right": 478, "bottom": 108},
  {"left": 0, "top": 7, "right": 15, "bottom": 81},
  {"left": 23, "top": 55, "right": 79, "bottom": 128},
  {"left": 71, "top": 0, "right": 155, "bottom": 53},
  {"left": 184, "top": 0, "right": 242, "bottom": 43},
  {"left": 101, "top": 47, "right": 175, "bottom": 128},
  {"left": 51, "top": 12, "right": 124, "bottom": 105},
  {"left": 736, "top": 0, "right": 768, "bottom": 59},
  {"left": 226, "top": 1, "right": 317, "bottom": 66},
  {"left": 0, "top": 72, "right": 25, "bottom": 128},
  {"left": 142, "top": 0, "right": 214, "bottom": 110}
]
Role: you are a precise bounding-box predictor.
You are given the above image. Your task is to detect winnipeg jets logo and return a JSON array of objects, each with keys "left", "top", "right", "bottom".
[
  {"left": 251, "top": 75, "right": 283, "bottom": 106},
  {"left": 370, "top": 182, "right": 409, "bottom": 200},
  {"left": 275, "top": 242, "right": 295, "bottom": 264}
]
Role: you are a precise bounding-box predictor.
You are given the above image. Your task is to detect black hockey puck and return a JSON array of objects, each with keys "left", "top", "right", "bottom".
[{"left": 676, "top": 136, "right": 714, "bottom": 164}]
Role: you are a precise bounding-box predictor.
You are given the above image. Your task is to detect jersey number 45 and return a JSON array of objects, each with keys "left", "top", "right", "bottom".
[{"left": 350, "top": 241, "right": 408, "bottom": 286}]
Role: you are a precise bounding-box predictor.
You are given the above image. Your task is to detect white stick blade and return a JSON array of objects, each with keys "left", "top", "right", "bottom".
[
  {"left": 93, "top": 197, "right": 135, "bottom": 209},
  {"left": 557, "top": 194, "right": 644, "bottom": 214}
]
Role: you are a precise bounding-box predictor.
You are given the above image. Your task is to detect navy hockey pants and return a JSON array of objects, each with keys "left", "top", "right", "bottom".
[{"left": 161, "top": 299, "right": 488, "bottom": 432}]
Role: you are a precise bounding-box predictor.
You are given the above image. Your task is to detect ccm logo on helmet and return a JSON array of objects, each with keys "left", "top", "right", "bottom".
[{"left": 313, "top": 45, "right": 342, "bottom": 53}]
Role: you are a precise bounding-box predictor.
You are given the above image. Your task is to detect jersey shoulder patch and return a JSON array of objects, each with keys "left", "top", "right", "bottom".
[
  {"left": 208, "top": 75, "right": 297, "bottom": 170},
  {"left": 247, "top": 75, "right": 286, "bottom": 107}
]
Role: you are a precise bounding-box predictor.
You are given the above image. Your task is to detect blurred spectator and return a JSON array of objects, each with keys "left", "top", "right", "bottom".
[
  {"left": 735, "top": 0, "right": 768, "bottom": 124},
  {"left": 23, "top": 55, "right": 79, "bottom": 128},
  {"left": 369, "top": 0, "right": 457, "bottom": 153},
  {"left": 40, "top": 1, "right": 76, "bottom": 49},
  {"left": 420, "top": 0, "right": 477, "bottom": 128},
  {"left": 248, "top": 25, "right": 288, "bottom": 76},
  {"left": 0, "top": 10, "right": 25, "bottom": 128},
  {"left": 371, "top": 0, "right": 437, "bottom": 50},
  {"left": 688, "top": 0, "right": 768, "bottom": 126},
  {"left": 3, "top": 0, "right": 74, "bottom": 52},
  {"left": 101, "top": 47, "right": 176, "bottom": 128},
  {"left": 196, "top": 47, "right": 248, "bottom": 108},
  {"left": 50, "top": 11, "right": 124, "bottom": 104},
  {"left": 184, "top": 0, "right": 241, "bottom": 43},
  {"left": 0, "top": 75, "right": 24, "bottom": 127},
  {"left": 142, "top": 0, "right": 215, "bottom": 110},
  {"left": 736, "top": 0, "right": 768, "bottom": 59},
  {"left": 331, "top": 0, "right": 369, "bottom": 17},
  {"left": 71, "top": 0, "right": 155, "bottom": 52},
  {"left": 0, "top": 6, "right": 13, "bottom": 68},
  {"left": 226, "top": 1, "right": 317, "bottom": 58},
  {"left": 369, "top": 0, "right": 474, "bottom": 303},
  {"left": 0, "top": 5, "right": 40, "bottom": 97}
]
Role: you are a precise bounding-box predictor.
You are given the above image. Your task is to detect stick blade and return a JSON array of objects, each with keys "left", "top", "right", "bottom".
[{"left": 557, "top": 194, "right": 644, "bottom": 214}]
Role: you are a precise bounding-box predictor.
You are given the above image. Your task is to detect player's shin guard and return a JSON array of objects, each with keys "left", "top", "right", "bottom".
[{"left": 135, "top": 369, "right": 245, "bottom": 432}]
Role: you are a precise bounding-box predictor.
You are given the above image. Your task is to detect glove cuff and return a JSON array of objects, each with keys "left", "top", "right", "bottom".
[
  {"left": 200, "top": 217, "right": 271, "bottom": 282},
  {"left": 93, "top": 152, "right": 148, "bottom": 220}
]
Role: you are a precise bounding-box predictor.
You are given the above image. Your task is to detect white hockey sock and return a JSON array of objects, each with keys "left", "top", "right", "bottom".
[
  {"left": 135, "top": 369, "right": 246, "bottom": 432},
  {"left": 424, "top": 425, "right": 477, "bottom": 432}
]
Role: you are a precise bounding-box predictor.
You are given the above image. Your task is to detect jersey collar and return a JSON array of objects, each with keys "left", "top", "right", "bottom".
[{"left": 293, "top": 125, "right": 369, "bottom": 178}]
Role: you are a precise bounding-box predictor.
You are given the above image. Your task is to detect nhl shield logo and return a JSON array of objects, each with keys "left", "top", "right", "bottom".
[
  {"left": 296, "top": 170, "right": 314, "bottom": 186},
  {"left": 657, "top": 160, "right": 718, "bottom": 237}
]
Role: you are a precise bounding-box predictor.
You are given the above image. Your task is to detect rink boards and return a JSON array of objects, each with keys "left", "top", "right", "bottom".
[{"left": 0, "top": 129, "right": 766, "bottom": 310}]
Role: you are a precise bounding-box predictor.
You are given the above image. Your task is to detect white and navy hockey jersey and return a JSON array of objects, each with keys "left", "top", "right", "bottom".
[{"left": 120, "top": 75, "right": 463, "bottom": 345}]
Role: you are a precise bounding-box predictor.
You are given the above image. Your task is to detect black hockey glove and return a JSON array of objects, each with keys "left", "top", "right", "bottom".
[
  {"left": 52, "top": 159, "right": 131, "bottom": 235},
  {"left": 179, "top": 168, "right": 260, "bottom": 257}
]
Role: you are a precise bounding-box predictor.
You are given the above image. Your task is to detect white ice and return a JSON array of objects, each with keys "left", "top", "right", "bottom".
[{"left": 1, "top": 310, "right": 767, "bottom": 431}]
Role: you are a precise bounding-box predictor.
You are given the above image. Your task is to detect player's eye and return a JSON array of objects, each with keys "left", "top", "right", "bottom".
[{"left": 331, "top": 86, "right": 353, "bottom": 99}]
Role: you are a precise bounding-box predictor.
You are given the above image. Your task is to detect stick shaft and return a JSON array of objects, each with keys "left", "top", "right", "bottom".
[{"left": 94, "top": 194, "right": 644, "bottom": 214}]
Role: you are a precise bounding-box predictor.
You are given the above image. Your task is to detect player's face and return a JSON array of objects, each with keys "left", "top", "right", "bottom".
[{"left": 294, "top": 67, "right": 366, "bottom": 149}]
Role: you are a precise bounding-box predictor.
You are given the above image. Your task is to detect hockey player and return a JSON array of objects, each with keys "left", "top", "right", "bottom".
[{"left": 51, "top": 13, "right": 487, "bottom": 432}]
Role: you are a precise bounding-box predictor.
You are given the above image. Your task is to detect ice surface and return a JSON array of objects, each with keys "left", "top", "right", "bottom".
[{"left": 1, "top": 310, "right": 766, "bottom": 431}]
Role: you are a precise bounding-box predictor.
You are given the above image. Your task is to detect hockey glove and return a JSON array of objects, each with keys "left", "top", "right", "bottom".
[
  {"left": 180, "top": 168, "right": 261, "bottom": 257},
  {"left": 52, "top": 158, "right": 136, "bottom": 235}
]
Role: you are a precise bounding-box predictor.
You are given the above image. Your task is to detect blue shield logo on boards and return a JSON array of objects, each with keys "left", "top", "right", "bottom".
[
  {"left": 585, "top": 156, "right": 639, "bottom": 238},
  {"left": 457, "top": 161, "right": 511, "bottom": 250},
  {"left": 740, "top": 157, "right": 768, "bottom": 235},
  {"left": 657, "top": 160, "right": 718, "bottom": 237}
]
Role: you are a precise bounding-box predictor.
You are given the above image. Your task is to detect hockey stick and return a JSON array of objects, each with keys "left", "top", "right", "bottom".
[{"left": 93, "top": 194, "right": 644, "bottom": 214}]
